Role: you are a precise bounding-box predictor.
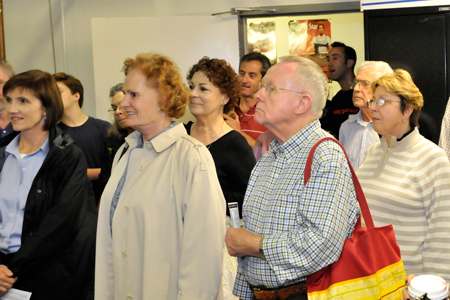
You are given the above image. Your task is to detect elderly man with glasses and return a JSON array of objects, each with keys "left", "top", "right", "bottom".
[
  {"left": 225, "top": 56, "right": 360, "bottom": 300},
  {"left": 338, "top": 61, "right": 393, "bottom": 169}
]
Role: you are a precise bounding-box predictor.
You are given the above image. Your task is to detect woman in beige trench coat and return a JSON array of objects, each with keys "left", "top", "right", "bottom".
[{"left": 95, "top": 53, "right": 226, "bottom": 300}]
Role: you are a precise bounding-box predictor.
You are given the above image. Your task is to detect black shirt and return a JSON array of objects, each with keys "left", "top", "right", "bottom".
[
  {"left": 320, "top": 89, "right": 359, "bottom": 139},
  {"left": 185, "top": 122, "right": 256, "bottom": 216},
  {"left": 57, "top": 117, "right": 111, "bottom": 168}
]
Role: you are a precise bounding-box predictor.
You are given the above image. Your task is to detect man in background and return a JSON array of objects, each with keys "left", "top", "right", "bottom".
[
  {"left": 54, "top": 72, "right": 111, "bottom": 202},
  {"left": 0, "top": 59, "right": 15, "bottom": 138},
  {"left": 321, "top": 42, "right": 358, "bottom": 139},
  {"left": 224, "top": 52, "right": 271, "bottom": 148},
  {"left": 339, "top": 61, "right": 393, "bottom": 169}
]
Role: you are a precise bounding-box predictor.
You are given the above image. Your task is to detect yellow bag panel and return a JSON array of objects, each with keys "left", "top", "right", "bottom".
[{"left": 307, "top": 261, "right": 407, "bottom": 300}]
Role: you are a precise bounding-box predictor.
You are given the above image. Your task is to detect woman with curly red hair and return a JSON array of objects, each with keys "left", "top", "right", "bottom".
[{"left": 95, "top": 53, "right": 226, "bottom": 300}]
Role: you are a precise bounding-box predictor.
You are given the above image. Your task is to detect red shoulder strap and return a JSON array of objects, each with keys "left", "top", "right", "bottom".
[{"left": 304, "top": 137, "right": 374, "bottom": 230}]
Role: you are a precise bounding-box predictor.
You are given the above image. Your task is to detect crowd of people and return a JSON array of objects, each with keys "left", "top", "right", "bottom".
[{"left": 0, "top": 34, "right": 449, "bottom": 300}]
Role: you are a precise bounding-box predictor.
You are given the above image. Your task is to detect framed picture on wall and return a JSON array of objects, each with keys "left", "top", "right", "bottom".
[
  {"left": 246, "top": 21, "right": 277, "bottom": 65},
  {"left": 289, "top": 19, "right": 331, "bottom": 77}
]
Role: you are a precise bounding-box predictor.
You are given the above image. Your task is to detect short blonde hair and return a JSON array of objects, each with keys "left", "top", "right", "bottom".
[
  {"left": 371, "top": 69, "right": 423, "bottom": 128},
  {"left": 123, "top": 53, "right": 189, "bottom": 118}
]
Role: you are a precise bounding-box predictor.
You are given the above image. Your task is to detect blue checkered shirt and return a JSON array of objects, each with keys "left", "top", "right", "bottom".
[{"left": 233, "top": 120, "right": 360, "bottom": 299}]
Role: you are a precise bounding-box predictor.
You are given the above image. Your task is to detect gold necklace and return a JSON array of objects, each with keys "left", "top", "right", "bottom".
[{"left": 207, "top": 119, "right": 225, "bottom": 150}]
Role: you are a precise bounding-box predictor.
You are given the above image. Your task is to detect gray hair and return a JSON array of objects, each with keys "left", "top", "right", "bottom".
[
  {"left": 357, "top": 61, "right": 393, "bottom": 80},
  {"left": 109, "top": 83, "right": 124, "bottom": 97},
  {"left": 279, "top": 56, "right": 328, "bottom": 118},
  {"left": 0, "top": 59, "right": 15, "bottom": 78}
]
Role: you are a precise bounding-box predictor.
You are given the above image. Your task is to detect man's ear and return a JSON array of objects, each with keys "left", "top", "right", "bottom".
[
  {"left": 294, "top": 94, "right": 311, "bottom": 115},
  {"left": 346, "top": 59, "right": 355, "bottom": 69},
  {"left": 73, "top": 92, "right": 80, "bottom": 102}
]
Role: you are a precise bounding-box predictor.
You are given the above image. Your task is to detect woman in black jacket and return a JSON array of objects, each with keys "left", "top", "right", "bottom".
[{"left": 0, "top": 70, "right": 97, "bottom": 300}]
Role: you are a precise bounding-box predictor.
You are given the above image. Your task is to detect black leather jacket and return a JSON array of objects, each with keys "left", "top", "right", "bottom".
[{"left": 0, "top": 127, "right": 97, "bottom": 300}]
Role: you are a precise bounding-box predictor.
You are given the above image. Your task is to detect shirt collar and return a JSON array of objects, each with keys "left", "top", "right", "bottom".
[
  {"left": 235, "top": 104, "right": 257, "bottom": 115},
  {"left": 381, "top": 127, "right": 420, "bottom": 151},
  {"left": 5, "top": 133, "right": 50, "bottom": 158},
  {"left": 270, "top": 119, "right": 321, "bottom": 161},
  {"left": 125, "top": 121, "right": 186, "bottom": 153},
  {"left": 346, "top": 111, "right": 373, "bottom": 128}
]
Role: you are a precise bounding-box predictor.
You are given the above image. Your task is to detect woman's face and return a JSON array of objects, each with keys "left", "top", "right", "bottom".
[
  {"left": 370, "top": 85, "right": 411, "bottom": 139},
  {"left": 188, "top": 71, "right": 228, "bottom": 118},
  {"left": 111, "top": 91, "right": 127, "bottom": 128},
  {"left": 121, "top": 68, "right": 164, "bottom": 131},
  {"left": 5, "top": 88, "right": 46, "bottom": 134}
]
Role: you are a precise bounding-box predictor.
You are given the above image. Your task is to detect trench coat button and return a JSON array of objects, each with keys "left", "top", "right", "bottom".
[
  {"left": 139, "top": 165, "right": 144, "bottom": 171},
  {"left": 126, "top": 296, "right": 132, "bottom": 300},
  {"left": 122, "top": 250, "right": 127, "bottom": 257},
  {"left": 124, "top": 205, "right": 129, "bottom": 211},
  {"left": 37, "top": 189, "right": 42, "bottom": 193}
]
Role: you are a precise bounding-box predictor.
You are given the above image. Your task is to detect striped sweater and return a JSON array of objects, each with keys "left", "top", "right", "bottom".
[{"left": 356, "top": 128, "right": 450, "bottom": 280}]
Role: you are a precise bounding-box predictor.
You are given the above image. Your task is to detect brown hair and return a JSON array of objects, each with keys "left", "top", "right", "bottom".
[
  {"left": 186, "top": 57, "right": 240, "bottom": 116},
  {"left": 53, "top": 72, "right": 84, "bottom": 108},
  {"left": 4, "top": 70, "right": 64, "bottom": 131},
  {"left": 372, "top": 69, "right": 423, "bottom": 128},
  {"left": 122, "top": 53, "right": 189, "bottom": 118}
]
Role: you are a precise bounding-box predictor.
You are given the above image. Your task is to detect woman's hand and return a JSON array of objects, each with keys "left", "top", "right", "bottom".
[
  {"left": 0, "top": 265, "right": 17, "bottom": 297},
  {"left": 402, "top": 274, "right": 416, "bottom": 300}
]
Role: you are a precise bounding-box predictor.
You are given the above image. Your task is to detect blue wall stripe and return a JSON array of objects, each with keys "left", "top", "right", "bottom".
[{"left": 362, "top": 0, "right": 429, "bottom": 7}]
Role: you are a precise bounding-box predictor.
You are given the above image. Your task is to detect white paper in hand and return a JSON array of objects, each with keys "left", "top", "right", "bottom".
[{"left": 1, "top": 288, "right": 32, "bottom": 300}]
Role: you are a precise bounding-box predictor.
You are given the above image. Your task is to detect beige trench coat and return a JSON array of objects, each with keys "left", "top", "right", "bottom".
[{"left": 95, "top": 124, "right": 226, "bottom": 300}]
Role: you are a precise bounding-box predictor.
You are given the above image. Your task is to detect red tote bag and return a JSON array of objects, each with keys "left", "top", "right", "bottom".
[{"left": 305, "top": 137, "right": 406, "bottom": 300}]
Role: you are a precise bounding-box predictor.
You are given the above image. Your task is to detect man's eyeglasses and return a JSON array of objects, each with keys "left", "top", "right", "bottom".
[
  {"left": 259, "top": 82, "right": 303, "bottom": 95},
  {"left": 350, "top": 79, "right": 371, "bottom": 89},
  {"left": 367, "top": 98, "right": 402, "bottom": 107},
  {"left": 108, "top": 106, "right": 124, "bottom": 113}
]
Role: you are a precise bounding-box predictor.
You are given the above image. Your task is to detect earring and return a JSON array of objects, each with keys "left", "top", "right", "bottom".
[
  {"left": 402, "top": 119, "right": 405, "bottom": 123},
  {"left": 44, "top": 115, "right": 47, "bottom": 120}
]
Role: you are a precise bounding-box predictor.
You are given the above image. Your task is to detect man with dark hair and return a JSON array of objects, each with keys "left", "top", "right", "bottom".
[
  {"left": 54, "top": 72, "right": 110, "bottom": 202},
  {"left": 321, "top": 42, "right": 359, "bottom": 139},
  {"left": 0, "top": 59, "right": 15, "bottom": 138},
  {"left": 224, "top": 52, "right": 271, "bottom": 148}
]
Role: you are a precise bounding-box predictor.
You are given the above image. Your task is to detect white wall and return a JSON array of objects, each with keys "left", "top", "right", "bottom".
[{"left": 3, "top": 0, "right": 358, "bottom": 118}]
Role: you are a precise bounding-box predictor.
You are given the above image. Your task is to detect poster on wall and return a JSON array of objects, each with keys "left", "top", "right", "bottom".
[
  {"left": 246, "top": 21, "right": 277, "bottom": 65},
  {"left": 289, "top": 19, "right": 331, "bottom": 77}
]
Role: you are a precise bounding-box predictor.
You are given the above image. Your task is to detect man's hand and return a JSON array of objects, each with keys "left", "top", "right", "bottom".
[
  {"left": 223, "top": 114, "right": 242, "bottom": 132},
  {"left": 225, "top": 227, "right": 261, "bottom": 257},
  {"left": 223, "top": 114, "right": 257, "bottom": 148},
  {"left": 0, "top": 265, "right": 17, "bottom": 297}
]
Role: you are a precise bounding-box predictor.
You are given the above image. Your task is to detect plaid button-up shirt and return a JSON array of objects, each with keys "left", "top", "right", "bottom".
[{"left": 233, "top": 120, "right": 360, "bottom": 299}]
